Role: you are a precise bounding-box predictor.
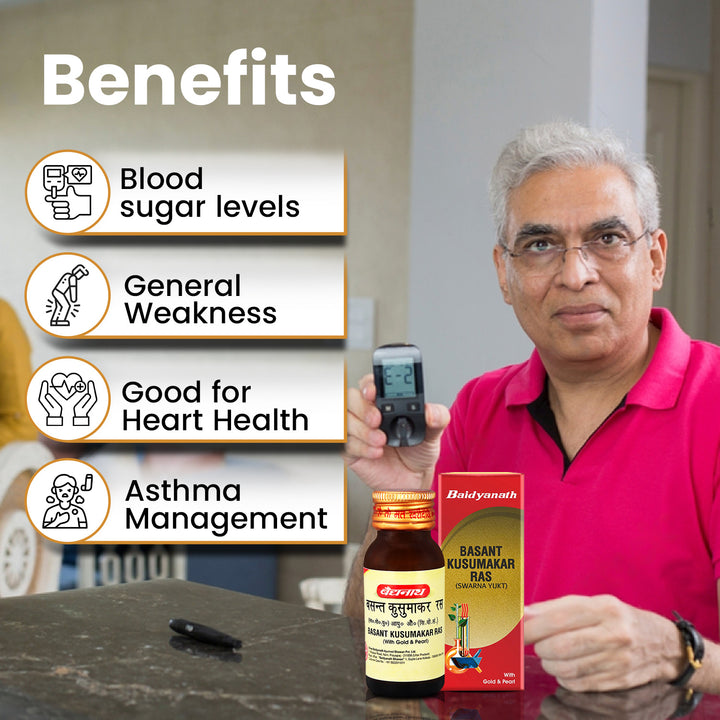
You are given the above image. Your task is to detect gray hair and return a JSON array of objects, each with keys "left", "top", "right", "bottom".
[{"left": 489, "top": 121, "right": 660, "bottom": 243}]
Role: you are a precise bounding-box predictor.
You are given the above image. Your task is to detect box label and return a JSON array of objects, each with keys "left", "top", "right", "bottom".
[{"left": 439, "top": 473, "right": 524, "bottom": 690}]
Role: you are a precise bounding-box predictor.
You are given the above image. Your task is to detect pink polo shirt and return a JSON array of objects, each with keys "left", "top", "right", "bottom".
[{"left": 432, "top": 308, "right": 720, "bottom": 641}]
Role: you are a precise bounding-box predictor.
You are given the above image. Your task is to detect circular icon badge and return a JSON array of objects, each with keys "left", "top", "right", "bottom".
[
  {"left": 25, "top": 253, "right": 110, "bottom": 337},
  {"left": 26, "top": 150, "right": 110, "bottom": 234},
  {"left": 26, "top": 357, "right": 110, "bottom": 441},
  {"left": 26, "top": 459, "right": 110, "bottom": 543}
]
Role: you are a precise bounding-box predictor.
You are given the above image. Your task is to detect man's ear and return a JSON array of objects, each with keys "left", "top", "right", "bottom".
[
  {"left": 493, "top": 244, "right": 512, "bottom": 305},
  {"left": 650, "top": 229, "right": 667, "bottom": 291}
]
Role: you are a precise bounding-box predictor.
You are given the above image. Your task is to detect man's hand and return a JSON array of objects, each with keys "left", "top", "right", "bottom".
[
  {"left": 525, "top": 595, "right": 685, "bottom": 692},
  {"left": 342, "top": 373, "right": 450, "bottom": 491},
  {"left": 341, "top": 373, "right": 450, "bottom": 619}
]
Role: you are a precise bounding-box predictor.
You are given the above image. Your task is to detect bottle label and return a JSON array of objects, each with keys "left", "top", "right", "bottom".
[{"left": 363, "top": 567, "right": 445, "bottom": 683}]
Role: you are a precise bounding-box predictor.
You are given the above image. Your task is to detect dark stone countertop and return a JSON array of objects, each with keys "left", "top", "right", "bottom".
[
  {"left": 2, "top": 579, "right": 719, "bottom": 719},
  {"left": 0, "top": 579, "right": 365, "bottom": 719}
]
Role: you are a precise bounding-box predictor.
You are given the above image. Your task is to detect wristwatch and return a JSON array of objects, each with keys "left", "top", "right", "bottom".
[{"left": 670, "top": 611, "right": 704, "bottom": 687}]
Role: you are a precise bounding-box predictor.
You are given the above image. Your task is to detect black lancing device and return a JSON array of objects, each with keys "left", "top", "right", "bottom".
[
  {"left": 373, "top": 343, "right": 426, "bottom": 447},
  {"left": 169, "top": 618, "right": 242, "bottom": 651}
]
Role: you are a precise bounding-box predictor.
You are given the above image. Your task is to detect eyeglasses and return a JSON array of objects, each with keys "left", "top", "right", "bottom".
[{"left": 501, "top": 228, "right": 650, "bottom": 276}]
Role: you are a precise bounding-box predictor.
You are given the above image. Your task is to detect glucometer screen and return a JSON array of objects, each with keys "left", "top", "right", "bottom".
[
  {"left": 381, "top": 357, "right": 416, "bottom": 399},
  {"left": 373, "top": 343, "right": 425, "bottom": 447}
]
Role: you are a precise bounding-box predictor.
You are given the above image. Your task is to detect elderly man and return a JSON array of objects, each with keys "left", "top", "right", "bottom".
[{"left": 344, "top": 121, "right": 720, "bottom": 694}]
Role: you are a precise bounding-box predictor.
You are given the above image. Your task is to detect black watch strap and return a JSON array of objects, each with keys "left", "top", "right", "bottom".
[{"left": 670, "top": 611, "right": 704, "bottom": 687}]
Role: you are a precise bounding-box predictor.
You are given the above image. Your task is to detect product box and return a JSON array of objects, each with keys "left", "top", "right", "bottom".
[{"left": 438, "top": 472, "right": 524, "bottom": 691}]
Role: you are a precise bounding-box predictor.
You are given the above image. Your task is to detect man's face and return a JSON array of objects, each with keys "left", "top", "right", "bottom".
[{"left": 493, "top": 164, "right": 667, "bottom": 373}]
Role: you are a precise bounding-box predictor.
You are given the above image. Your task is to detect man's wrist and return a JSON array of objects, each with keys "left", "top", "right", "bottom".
[
  {"left": 669, "top": 612, "right": 705, "bottom": 687},
  {"left": 650, "top": 613, "right": 689, "bottom": 685}
]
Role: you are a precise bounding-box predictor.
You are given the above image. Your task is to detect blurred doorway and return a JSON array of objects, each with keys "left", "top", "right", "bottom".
[{"left": 646, "top": 68, "right": 711, "bottom": 339}]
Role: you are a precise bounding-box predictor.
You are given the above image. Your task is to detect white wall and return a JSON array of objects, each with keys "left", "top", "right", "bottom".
[
  {"left": 408, "top": 0, "right": 649, "bottom": 406},
  {"left": 590, "top": 0, "right": 649, "bottom": 144}
]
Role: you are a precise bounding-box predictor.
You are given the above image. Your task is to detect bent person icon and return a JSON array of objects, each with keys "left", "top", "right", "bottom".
[{"left": 50, "top": 263, "right": 90, "bottom": 327}]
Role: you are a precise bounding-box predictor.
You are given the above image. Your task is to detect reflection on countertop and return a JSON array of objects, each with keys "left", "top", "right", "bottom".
[{"left": 365, "top": 656, "right": 708, "bottom": 720}]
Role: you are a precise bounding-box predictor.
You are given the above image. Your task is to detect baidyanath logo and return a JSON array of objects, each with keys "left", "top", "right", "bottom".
[
  {"left": 377, "top": 583, "right": 430, "bottom": 599},
  {"left": 445, "top": 490, "right": 518, "bottom": 500}
]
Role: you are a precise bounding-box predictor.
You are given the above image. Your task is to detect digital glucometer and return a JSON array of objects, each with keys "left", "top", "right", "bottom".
[{"left": 372, "top": 343, "right": 426, "bottom": 447}]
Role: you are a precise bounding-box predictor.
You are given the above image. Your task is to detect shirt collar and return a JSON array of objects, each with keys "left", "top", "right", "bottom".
[
  {"left": 505, "top": 349, "right": 546, "bottom": 407},
  {"left": 626, "top": 307, "right": 690, "bottom": 409},
  {"left": 505, "top": 308, "right": 690, "bottom": 410}
]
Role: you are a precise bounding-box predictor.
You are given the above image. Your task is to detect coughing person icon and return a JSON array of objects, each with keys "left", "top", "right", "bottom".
[{"left": 42, "top": 473, "right": 88, "bottom": 530}]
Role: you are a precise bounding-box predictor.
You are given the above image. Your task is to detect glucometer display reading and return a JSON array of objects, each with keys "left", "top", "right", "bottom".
[
  {"left": 373, "top": 344, "right": 426, "bottom": 447},
  {"left": 382, "top": 357, "right": 416, "bottom": 399}
]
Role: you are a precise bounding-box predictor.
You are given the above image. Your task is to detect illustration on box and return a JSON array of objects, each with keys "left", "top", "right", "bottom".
[{"left": 446, "top": 602, "right": 483, "bottom": 673}]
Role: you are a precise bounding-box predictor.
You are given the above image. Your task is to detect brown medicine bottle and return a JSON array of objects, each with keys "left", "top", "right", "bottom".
[{"left": 363, "top": 490, "right": 445, "bottom": 697}]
